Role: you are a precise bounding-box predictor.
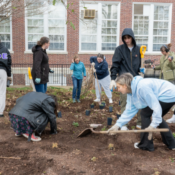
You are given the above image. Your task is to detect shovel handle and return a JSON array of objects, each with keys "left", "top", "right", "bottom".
[{"left": 94, "top": 128, "right": 169, "bottom": 134}]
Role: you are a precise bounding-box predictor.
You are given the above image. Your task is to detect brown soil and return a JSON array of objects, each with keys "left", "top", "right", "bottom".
[{"left": 0, "top": 88, "right": 175, "bottom": 175}]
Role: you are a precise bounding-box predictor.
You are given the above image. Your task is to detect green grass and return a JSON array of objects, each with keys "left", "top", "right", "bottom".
[
  {"left": 7, "top": 87, "right": 32, "bottom": 91},
  {"left": 101, "top": 126, "right": 107, "bottom": 131},
  {"left": 173, "top": 133, "right": 175, "bottom": 138}
]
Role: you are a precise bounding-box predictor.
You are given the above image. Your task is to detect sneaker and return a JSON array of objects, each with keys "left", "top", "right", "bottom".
[
  {"left": 136, "top": 125, "right": 141, "bottom": 130},
  {"left": 166, "top": 115, "right": 175, "bottom": 124},
  {"left": 22, "top": 133, "right": 41, "bottom": 142},
  {"left": 134, "top": 142, "right": 139, "bottom": 149},
  {"left": 121, "top": 126, "right": 128, "bottom": 130},
  {"left": 15, "top": 133, "right": 22, "bottom": 137},
  {"left": 109, "top": 98, "right": 113, "bottom": 104},
  {"left": 94, "top": 99, "right": 100, "bottom": 102},
  {"left": 73, "top": 99, "right": 76, "bottom": 103},
  {"left": 77, "top": 99, "right": 81, "bottom": 103}
]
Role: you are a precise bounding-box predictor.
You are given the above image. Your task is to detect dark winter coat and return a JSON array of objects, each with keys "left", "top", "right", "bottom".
[
  {"left": 0, "top": 43, "right": 12, "bottom": 77},
  {"left": 90, "top": 56, "right": 109, "bottom": 80},
  {"left": 110, "top": 28, "right": 141, "bottom": 80},
  {"left": 32, "top": 45, "right": 50, "bottom": 84},
  {"left": 9, "top": 92, "right": 57, "bottom": 135}
]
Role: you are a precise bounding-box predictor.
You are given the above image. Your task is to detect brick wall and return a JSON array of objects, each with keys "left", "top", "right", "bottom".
[{"left": 11, "top": 0, "right": 175, "bottom": 75}]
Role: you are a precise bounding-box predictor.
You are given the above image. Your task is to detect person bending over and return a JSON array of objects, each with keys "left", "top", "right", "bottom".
[
  {"left": 110, "top": 28, "right": 142, "bottom": 130},
  {"left": 9, "top": 92, "right": 58, "bottom": 141},
  {"left": 108, "top": 73, "right": 175, "bottom": 151},
  {"left": 153, "top": 43, "right": 175, "bottom": 124}
]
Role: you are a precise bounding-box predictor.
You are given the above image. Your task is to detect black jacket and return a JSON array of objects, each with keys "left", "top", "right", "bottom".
[
  {"left": 0, "top": 43, "right": 12, "bottom": 76},
  {"left": 32, "top": 45, "right": 50, "bottom": 84},
  {"left": 90, "top": 56, "right": 109, "bottom": 80},
  {"left": 110, "top": 28, "right": 141, "bottom": 80},
  {"left": 9, "top": 92, "right": 57, "bottom": 135}
]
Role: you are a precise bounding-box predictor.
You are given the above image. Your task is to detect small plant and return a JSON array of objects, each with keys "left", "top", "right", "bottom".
[
  {"left": 170, "top": 157, "right": 174, "bottom": 163},
  {"left": 100, "top": 104, "right": 104, "bottom": 106},
  {"left": 72, "top": 122, "right": 79, "bottom": 127},
  {"left": 91, "top": 103, "right": 94, "bottom": 105},
  {"left": 102, "top": 101, "right": 105, "bottom": 104},
  {"left": 173, "top": 133, "right": 175, "bottom": 138},
  {"left": 109, "top": 105, "right": 113, "bottom": 107},
  {"left": 131, "top": 126, "right": 135, "bottom": 130},
  {"left": 101, "top": 126, "right": 107, "bottom": 131}
]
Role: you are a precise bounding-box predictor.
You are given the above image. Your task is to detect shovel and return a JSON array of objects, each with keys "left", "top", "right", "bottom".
[
  {"left": 77, "top": 128, "right": 169, "bottom": 137},
  {"left": 140, "top": 45, "right": 147, "bottom": 77},
  {"left": 28, "top": 67, "right": 36, "bottom": 92}
]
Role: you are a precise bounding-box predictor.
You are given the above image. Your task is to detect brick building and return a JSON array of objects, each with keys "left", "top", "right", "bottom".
[{"left": 3, "top": 0, "right": 174, "bottom": 85}]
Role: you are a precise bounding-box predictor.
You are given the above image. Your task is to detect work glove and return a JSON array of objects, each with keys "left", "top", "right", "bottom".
[
  {"left": 49, "top": 69, "right": 54, "bottom": 73},
  {"left": 110, "top": 80, "right": 117, "bottom": 92},
  {"left": 91, "top": 62, "right": 95, "bottom": 67},
  {"left": 35, "top": 78, "right": 41, "bottom": 84},
  {"left": 93, "top": 68, "right": 96, "bottom": 73},
  {"left": 145, "top": 125, "right": 155, "bottom": 140},
  {"left": 107, "top": 124, "right": 120, "bottom": 135},
  {"left": 140, "top": 68, "right": 145, "bottom": 74}
]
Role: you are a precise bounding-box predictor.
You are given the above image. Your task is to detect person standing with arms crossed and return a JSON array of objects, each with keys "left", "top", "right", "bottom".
[{"left": 110, "top": 28, "right": 144, "bottom": 130}]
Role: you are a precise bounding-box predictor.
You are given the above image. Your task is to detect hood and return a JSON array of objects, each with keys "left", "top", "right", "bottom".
[
  {"left": 131, "top": 76, "right": 143, "bottom": 95},
  {"left": 122, "top": 28, "right": 136, "bottom": 47},
  {"left": 32, "top": 45, "right": 42, "bottom": 53}
]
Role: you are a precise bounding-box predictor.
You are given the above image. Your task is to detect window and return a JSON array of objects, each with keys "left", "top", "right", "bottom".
[
  {"left": 0, "top": 18, "right": 11, "bottom": 50},
  {"left": 133, "top": 3, "right": 172, "bottom": 52},
  {"left": 80, "top": 2, "right": 120, "bottom": 52},
  {"left": 26, "top": 1, "right": 66, "bottom": 51}
]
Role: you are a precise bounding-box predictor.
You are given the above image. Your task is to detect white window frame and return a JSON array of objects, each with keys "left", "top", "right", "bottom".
[
  {"left": 0, "top": 17, "right": 13, "bottom": 53},
  {"left": 79, "top": 1, "right": 121, "bottom": 54},
  {"left": 24, "top": 3, "right": 67, "bottom": 54},
  {"left": 132, "top": 2, "right": 172, "bottom": 55}
]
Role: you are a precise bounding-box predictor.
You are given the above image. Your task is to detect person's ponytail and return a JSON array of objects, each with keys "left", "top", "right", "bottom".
[{"left": 37, "top": 37, "right": 50, "bottom": 46}]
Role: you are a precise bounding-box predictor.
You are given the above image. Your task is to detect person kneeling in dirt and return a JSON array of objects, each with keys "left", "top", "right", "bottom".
[
  {"left": 108, "top": 73, "right": 175, "bottom": 151},
  {"left": 9, "top": 92, "right": 58, "bottom": 142},
  {"left": 90, "top": 53, "right": 113, "bottom": 104}
]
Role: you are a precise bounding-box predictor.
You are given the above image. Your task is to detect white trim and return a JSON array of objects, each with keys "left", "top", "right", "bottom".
[
  {"left": 24, "top": 50, "right": 68, "bottom": 54},
  {"left": 9, "top": 50, "right": 14, "bottom": 54},
  {"left": 78, "top": 51, "right": 161, "bottom": 55},
  {"left": 78, "top": 51, "right": 114, "bottom": 54},
  {"left": 144, "top": 52, "right": 162, "bottom": 55}
]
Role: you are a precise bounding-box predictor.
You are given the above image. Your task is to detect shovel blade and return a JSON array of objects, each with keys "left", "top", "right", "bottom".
[{"left": 77, "top": 128, "right": 93, "bottom": 137}]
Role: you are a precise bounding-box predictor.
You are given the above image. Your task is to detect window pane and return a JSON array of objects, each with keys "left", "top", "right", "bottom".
[
  {"left": 153, "top": 5, "right": 169, "bottom": 51},
  {"left": 102, "top": 4, "right": 118, "bottom": 19},
  {"left": 81, "top": 43, "right": 96, "bottom": 50}
]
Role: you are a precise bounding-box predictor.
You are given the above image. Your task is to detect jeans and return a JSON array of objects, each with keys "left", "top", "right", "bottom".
[
  {"left": 72, "top": 77, "right": 82, "bottom": 100},
  {"left": 35, "top": 83, "right": 47, "bottom": 93},
  {"left": 138, "top": 101, "right": 175, "bottom": 151}
]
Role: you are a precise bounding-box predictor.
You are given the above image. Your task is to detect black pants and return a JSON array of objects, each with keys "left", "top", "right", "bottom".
[{"left": 138, "top": 101, "right": 175, "bottom": 151}]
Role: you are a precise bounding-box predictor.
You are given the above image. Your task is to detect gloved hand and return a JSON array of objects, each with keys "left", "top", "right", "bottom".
[
  {"left": 91, "top": 62, "right": 95, "bottom": 67},
  {"left": 107, "top": 124, "right": 120, "bottom": 135},
  {"left": 140, "top": 68, "right": 145, "bottom": 74},
  {"left": 110, "top": 80, "right": 117, "bottom": 92},
  {"left": 35, "top": 78, "right": 41, "bottom": 84},
  {"left": 49, "top": 69, "right": 54, "bottom": 73},
  {"left": 145, "top": 125, "right": 155, "bottom": 140},
  {"left": 93, "top": 68, "right": 96, "bottom": 73}
]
